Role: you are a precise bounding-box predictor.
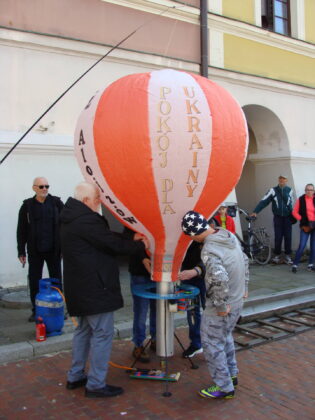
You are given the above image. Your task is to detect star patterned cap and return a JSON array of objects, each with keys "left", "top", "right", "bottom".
[{"left": 181, "top": 211, "right": 210, "bottom": 236}]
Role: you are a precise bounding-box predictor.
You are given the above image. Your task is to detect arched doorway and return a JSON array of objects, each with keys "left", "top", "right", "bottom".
[{"left": 236, "top": 105, "right": 291, "bottom": 241}]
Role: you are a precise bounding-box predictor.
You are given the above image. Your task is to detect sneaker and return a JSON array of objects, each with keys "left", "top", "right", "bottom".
[
  {"left": 271, "top": 256, "right": 281, "bottom": 264},
  {"left": 199, "top": 385, "right": 234, "bottom": 399},
  {"left": 85, "top": 384, "right": 123, "bottom": 398},
  {"left": 292, "top": 265, "right": 297, "bottom": 273},
  {"left": 231, "top": 376, "right": 238, "bottom": 387},
  {"left": 307, "top": 264, "right": 314, "bottom": 272},
  {"left": 66, "top": 377, "right": 87, "bottom": 390},
  {"left": 182, "top": 344, "right": 203, "bottom": 358},
  {"left": 284, "top": 255, "right": 293, "bottom": 265},
  {"left": 132, "top": 346, "right": 150, "bottom": 363}
]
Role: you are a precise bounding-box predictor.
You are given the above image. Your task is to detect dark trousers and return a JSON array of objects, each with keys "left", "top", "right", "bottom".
[
  {"left": 187, "top": 299, "right": 201, "bottom": 348},
  {"left": 28, "top": 253, "right": 62, "bottom": 312},
  {"left": 273, "top": 215, "right": 292, "bottom": 255}
]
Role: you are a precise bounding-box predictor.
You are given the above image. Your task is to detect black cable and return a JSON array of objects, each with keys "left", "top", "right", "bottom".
[{"left": 0, "top": 29, "right": 137, "bottom": 166}]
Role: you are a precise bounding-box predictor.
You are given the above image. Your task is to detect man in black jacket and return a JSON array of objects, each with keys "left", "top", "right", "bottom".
[
  {"left": 60, "top": 182, "right": 148, "bottom": 398},
  {"left": 17, "top": 177, "right": 63, "bottom": 321}
]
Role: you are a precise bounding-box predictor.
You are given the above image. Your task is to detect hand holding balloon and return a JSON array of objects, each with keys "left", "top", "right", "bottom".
[
  {"left": 134, "top": 234, "right": 150, "bottom": 252},
  {"left": 142, "top": 258, "right": 151, "bottom": 274},
  {"left": 178, "top": 269, "right": 197, "bottom": 281}
]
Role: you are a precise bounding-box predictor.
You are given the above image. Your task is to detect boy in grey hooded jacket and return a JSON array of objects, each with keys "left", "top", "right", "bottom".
[{"left": 182, "top": 211, "right": 249, "bottom": 399}]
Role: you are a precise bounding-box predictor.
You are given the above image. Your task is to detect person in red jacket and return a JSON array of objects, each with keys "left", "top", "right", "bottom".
[
  {"left": 291, "top": 183, "right": 315, "bottom": 273},
  {"left": 214, "top": 204, "right": 236, "bottom": 234}
]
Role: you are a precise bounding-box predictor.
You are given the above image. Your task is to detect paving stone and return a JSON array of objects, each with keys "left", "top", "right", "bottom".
[{"left": 1, "top": 329, "right": 314, "bottom": 419}]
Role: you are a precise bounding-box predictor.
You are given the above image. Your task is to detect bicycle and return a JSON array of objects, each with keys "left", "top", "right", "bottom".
[{"left": 230, "top": 205, "right": 271, "bottom": 265}]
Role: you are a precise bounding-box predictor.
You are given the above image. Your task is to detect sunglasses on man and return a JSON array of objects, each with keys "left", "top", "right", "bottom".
[{"left": 34, "top": 185, "right": 50, "bottom": 189}]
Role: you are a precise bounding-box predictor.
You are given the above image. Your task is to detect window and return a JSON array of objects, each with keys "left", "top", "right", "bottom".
[{"left": 261, "top": 0, "right": 291, "bottom": 36}]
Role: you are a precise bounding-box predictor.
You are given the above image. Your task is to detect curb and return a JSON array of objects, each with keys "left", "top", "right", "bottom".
[
  {"left": 0, "top": 313, "right": 188, "bottom": 365},
  {"left": 243, "top": 286, "right": 315, "bottom": 320},
  {"left": 1, "top": 290, "right": 314, "bottom": 365}
]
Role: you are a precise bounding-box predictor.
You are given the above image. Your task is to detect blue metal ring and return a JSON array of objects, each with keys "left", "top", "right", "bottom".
[{"left": 132, "top": 283, "right": 200, "bottom": 300}]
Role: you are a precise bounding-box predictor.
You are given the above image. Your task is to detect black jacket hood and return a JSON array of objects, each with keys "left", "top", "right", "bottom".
[{"left": 60, "top": 197, "right": 94, "bottom": 224}]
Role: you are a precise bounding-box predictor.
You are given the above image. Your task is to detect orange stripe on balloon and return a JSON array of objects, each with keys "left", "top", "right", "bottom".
[
  {"left": 93, "top": 73, "right": 165, "bottom": 281},
  {"left": 172, "top": 74, "right": 248, "bottom": 279}
]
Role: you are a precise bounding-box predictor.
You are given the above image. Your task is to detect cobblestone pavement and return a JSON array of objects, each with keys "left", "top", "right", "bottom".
[{"left": 0, "top": 328, "right": 314, "bottom": 420}]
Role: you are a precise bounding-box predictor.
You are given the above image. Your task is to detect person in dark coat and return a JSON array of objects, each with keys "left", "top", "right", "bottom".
[
  {"left": 60, "top": 182, "right": 148, "bottom": 398},
  {"left": 17, "top": 177, "right": 63, "bottom": 321},
  {"left": 251, "top": 175, "right": 294, "bottom": 264}
]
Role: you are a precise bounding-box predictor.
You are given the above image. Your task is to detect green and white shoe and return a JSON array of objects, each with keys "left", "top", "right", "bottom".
[{"left": 199, "top": 385, "right": 235, "bottom": 399}]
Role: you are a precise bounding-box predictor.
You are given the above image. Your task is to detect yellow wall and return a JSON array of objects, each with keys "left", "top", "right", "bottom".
[
  {"left": 222, "top": 0, "right": 255, "bottom": 25},
  {"left": 304, "top": 0, "right": 315, "bottom": 44},
  {"left": 224, "top": 34, "right": 315, "bottom": 87}
]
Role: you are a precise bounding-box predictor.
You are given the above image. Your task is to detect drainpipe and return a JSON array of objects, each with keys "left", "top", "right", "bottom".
[{"left": 200, "top": 0, "right": 209, "bottom": 77}]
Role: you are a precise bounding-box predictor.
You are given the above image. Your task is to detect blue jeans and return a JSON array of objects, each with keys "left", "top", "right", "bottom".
[
  {"left": 187, "top": 299, "right": 201, "bottom": 348},
  {"left": 293, "top": 228, "right": 315, "bottom": 266},
  {"left": 273, "top": 215, "right": 292, "bottom": 255},
  {"left": 130, "top": 275, "right": 156, "bottom": 347}
]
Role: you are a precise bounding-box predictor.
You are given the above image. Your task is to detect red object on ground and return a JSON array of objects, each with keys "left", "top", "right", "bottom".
[{"left": 36, "top": 316, "right": 46, "bottom": 342}]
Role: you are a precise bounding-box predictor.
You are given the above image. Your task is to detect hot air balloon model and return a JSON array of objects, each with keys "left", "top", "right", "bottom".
[{"left": 74, "top": 69, "right": 248, "bottom": 358}]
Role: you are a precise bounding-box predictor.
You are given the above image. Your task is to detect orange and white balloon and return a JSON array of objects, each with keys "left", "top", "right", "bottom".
[{"left": 75, "top": 69, "right": 248, "bottom": 281}]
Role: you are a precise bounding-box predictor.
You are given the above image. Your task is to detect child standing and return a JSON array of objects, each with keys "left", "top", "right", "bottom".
[
  {"left": 214, "top": 203, "right": 236, "bottom": 233},
  {"left": 181, "top": 210, "right": 249, "bottom": 399}
]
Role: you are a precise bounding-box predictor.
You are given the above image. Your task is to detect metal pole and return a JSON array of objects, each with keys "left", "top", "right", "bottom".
[
  {"left": 200, "top": 0, "right": 209, "bottom": 77},
  {"left": 156, "top": 279, "right": 174, "bottom": 357}
]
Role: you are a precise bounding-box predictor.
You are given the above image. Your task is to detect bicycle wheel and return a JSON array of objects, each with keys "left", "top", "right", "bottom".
[{"left": 249, "top": 230, "right": 271, "bottom": 265}]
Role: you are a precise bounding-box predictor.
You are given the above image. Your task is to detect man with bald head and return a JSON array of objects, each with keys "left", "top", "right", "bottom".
[
  {"left": 17, "top": 177, "right": 64, "bottom": 321},
  {"left": 60, "top": 182, "right": 148, "bottom": 398}
]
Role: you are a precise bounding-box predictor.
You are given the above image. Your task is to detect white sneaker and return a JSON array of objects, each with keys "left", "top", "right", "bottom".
[
  {"left": 271, "top": 256, "right": 281, "bottom": 264},
  {"left": 284, "top": 255, "right": 293, "bottom": 265}
]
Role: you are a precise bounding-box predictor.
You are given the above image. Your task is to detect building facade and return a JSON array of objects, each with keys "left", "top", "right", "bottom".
[{"left": 0, "top": 0, "right": 314, "bottom": 287}]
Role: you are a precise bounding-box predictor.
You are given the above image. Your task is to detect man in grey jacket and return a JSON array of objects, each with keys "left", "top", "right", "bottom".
[{"left": 182, "top": 210, "right": 249, "bottom": 399}]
